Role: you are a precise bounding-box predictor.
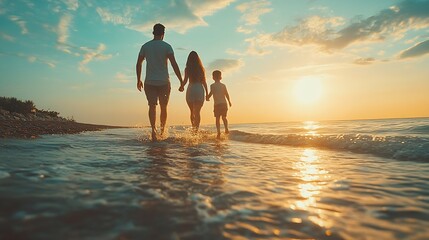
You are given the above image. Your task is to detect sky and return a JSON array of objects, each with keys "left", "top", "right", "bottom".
[{"left": 0, "top": 0, "right": 428, "bottom": 126}]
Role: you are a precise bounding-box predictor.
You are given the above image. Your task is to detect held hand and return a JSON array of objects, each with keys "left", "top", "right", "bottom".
[
  {"left": 206, "top": 96, "right": 210, "bottom": 101},
  {"left": 137, "top": 80, "right": 143, "bottom": 92},
  {"left": 179, "top": 85, "right": 184, "bottom": 92}
]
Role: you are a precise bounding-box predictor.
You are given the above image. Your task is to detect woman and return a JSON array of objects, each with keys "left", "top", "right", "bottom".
[{"left": 179, "top": 51, "right": 208, "bottom": 132}]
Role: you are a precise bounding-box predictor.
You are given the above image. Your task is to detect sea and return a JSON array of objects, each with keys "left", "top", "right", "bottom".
[{"left": 0, "top": 117, "right": 429, "bottom": 240}]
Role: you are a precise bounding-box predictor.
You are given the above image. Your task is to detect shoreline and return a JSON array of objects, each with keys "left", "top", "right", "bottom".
[{"left": 0, "top": 119, "right": 128, "bottom": 139}]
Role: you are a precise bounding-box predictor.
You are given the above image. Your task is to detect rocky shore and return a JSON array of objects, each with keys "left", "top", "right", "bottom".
[{"left": 0, "top": 109, "right": 125, "bottom": 139}]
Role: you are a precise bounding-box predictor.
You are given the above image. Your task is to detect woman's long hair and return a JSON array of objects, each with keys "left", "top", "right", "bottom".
[{"left": 186, "top": 51, "right": 206, "bottom": 83}]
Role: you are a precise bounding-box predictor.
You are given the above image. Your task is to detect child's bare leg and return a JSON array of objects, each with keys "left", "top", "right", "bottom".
[
  {"left": 222, "top": 115, "right": 229, "bottom": 134},
  {"left": 216, "top": 116, "right": 221, "bottom": 139}
]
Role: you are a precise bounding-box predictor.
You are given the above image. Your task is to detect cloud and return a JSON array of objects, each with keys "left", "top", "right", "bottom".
[
  {"left": 271, "top": 0, "right": 429, "bottom": 50},
  {"left": 96, "top": 7, "right": 131, "bottom": 25},
  {"left": 399, "top": 39, "right": 429, "bottom": 59},
  {"left": 9, "top": 15, "right": 28, "bottom": 34},
  {"left": 79, "top": 43, "right": 112, "bottom": 73},
  {"left": 271, "top": 15, "right": 345, "bottom": 49},
  {"left": 0, "top": 32, "right": 14, "bottom": 41},
  {"left": 49, "top": 13, "right": 112, "bottom": 72},
  {"left": 25, "top": 54, "right": 56, "bottom": 68},
  {"left": 96, "top": 0, "right": 235, "bottom": 34},
  {"left": 236, "top": 0, "right": 272, "bottom": 26},
  {"left": 353, "top": 57, "right": 376, "bottom": 65},
  {"left": 207, "top": 59, "right": 244, "bottom": 74},
  {"left": 56, "top": 14, "right": 73, "bottom": 53},
  {"left": 63, "top": 0, "right": 79, "bottom": 11},
  {"left": 27, "top": 56, "right": 37, "bottom": 63},
  {"left": 115, "top": 72, "right": 132, "bottom": 83},
  {"left": 227, "top": 33, "right": 273, "bottom": 56},
  {"left": 0, "top": 51, "right": 56, "bottom": 68},
  {"left": 236, "top": 26, "right": 253, "bottom": 34}
]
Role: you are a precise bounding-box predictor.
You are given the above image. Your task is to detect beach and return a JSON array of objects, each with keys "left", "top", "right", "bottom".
[
  {"left": 0, "top": 119, "right": 125, "bottom": 139},
  {"left": 1, "top": 118, "right": 429, "bottom": 239},
  {"left": 0, "top": 107, "right": 125, "bottom": 138}
]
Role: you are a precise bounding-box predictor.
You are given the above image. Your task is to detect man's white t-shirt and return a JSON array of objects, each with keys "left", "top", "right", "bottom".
[{"left": 139, "top": 40, "right": 174, "bottom": 86}]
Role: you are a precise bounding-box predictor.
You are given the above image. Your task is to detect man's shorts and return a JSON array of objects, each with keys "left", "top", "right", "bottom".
[
  {"left": 144, "top": 83, "right": 171, "bottom": 106},
  {"left": 214, "top": 103, "right": 228, "bottom": 117}
]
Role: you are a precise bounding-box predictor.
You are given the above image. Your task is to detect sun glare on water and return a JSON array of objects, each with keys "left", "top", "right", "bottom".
[{"left": 293, "top": 77, "right": 323, "bottom": 104}]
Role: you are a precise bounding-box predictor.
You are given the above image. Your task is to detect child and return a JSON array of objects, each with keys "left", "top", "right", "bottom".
[{"left": 206, "top": 70, "right": 232, "bottom": 139}]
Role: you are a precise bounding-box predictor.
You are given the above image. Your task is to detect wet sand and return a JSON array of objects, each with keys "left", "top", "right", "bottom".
[{"left": 0, "top": 120, "right": 126, "bottom": 139}]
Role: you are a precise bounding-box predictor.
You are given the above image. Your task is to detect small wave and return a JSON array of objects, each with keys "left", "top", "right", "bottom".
[
  {"left": 138, "top": 128, "right": 219, "bottom": 146},
  {"left": 229, "top": 130, "right": 429, "bottom": 162},
  {"left": 0, "top": 170, "right": 10, "bottom": 179},
  {"left": 407, "top": 125, "right": 429, "bottom": 134}
]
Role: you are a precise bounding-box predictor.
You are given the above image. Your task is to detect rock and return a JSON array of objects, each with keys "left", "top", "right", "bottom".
[{"left": 0, "top": 108, "right": 9, "bottom": 115}]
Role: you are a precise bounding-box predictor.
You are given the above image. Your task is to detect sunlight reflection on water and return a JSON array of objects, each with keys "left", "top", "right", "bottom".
[
  {"left": 292, "top": 149, "right": 334, "bottom": 230},
  {"left": 303, "top": 121, "right": 321, "bottom": 136}
]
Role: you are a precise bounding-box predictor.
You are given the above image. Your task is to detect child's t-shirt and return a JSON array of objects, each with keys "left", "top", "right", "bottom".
[{"left": 210, "top": 82, "right": 227, "bottom": 105}]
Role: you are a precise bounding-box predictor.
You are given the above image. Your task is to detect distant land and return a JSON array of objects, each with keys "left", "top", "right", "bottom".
[{"left": 0, "top": 97, "right": 126, "bottom": 139}]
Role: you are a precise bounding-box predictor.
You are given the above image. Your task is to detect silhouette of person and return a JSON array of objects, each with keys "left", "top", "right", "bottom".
[
  {"left": 136, "top": 23, "right": 183, "bottom": 141},
  {"left": 206, "top": 70, "right": 232, "bottom": 139},
  {"left": 179, "top": 51, "right": 209, "bottom": 132}
]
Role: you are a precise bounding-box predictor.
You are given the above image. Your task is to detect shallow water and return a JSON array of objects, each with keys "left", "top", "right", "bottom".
[{"left": 1, "top": 119, "right": 429, "bottom": 239}]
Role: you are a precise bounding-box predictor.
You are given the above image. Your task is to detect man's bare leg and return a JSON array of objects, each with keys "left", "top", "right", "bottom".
[
  {"left": 149, "top": 104, "right": 157, "bottom": 141},
  {"left": 160, "top": 104, "right": 167, "bottom": 136}
]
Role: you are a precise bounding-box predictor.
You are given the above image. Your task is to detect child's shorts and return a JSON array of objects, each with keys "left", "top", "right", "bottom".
[{"left": 214, "top": 103, "right": 228, "bottom": 117}]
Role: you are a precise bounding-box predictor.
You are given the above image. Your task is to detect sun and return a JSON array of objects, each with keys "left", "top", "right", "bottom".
[{"left": 293, "top": 76, "right": 323, "bottom": 104}]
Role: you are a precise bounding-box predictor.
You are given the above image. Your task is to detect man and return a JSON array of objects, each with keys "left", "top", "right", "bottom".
[{"left": 136, "top": 23, "right": 183, "bottom": 141}]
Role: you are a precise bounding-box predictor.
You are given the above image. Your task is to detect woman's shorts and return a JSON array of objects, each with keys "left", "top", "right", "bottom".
[{"left": 186, "top": 83, "right": 205, "bottom": 103}]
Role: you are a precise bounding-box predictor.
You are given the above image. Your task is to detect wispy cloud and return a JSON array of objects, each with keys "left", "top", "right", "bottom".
[
  {"left": 96, "top": 0, "right": 235, "bottom": 34},
  {"left": 227, "top": 33, "right": 273, "bottom": 56},
  {"left": 271, "top": 0, "right": 429, "bottom": 50},
  {"left": 51, "top": 13, "right": 112, "bottom": 73},
  {"left": 353, "top": 57, "right": 376, "bottom": 65},
  {"left": 79, "top": 43, "right": 112, "bottom": 73},
  {"left": 0, "top": 32, "right": 14, "bottom": 41},
  {"left": 0, "top": 51, "right": 56, "bottom": 68},
  {"left": 207, "top": 58, "right": 244, "bottom": 74},
  {"left": 236, "top": 0, "right": 272, "bottom": 26},
  {"left": 63, "top": 0, "right": 79, "bottom": 11},
  {"left": 235, "top": 0, "right": 429, "bottom": 61},
  {"left": 115, "top": 72, "right": 132, "bottom": 83},
  {"left": 96, "top": 7, "right": 131, "bottom": 25},
  {"left": 399, "top": 39, "right": 429, "bottom": 59},
  {"left": 56, "top": 14, "right": 73, "bottom": 53},
  {"left": 26, "top": 55, "right": 56, "bottom": 68},
  {"left": 9, "top": 15, "right": 28, "bottom": 34},
  {"left": 271, "top": 15, "right": 345, "bottom": 49}
]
